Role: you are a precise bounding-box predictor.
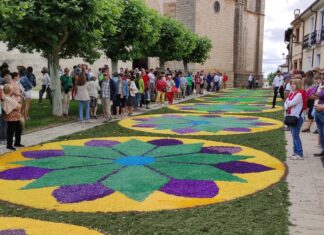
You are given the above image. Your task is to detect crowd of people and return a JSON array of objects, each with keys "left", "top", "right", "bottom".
[
  {"left": 274, "top": 68, "right": 324, "bottom": 163},
  {"left": 0, "top": 62, "right": 228, "bottom": 151}
]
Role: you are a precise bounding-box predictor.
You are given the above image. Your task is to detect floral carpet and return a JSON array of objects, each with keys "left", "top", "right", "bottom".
[
  {"left": 0, "top": 137, "right": 285, "bottom": 212},
  {"left": 196, "top": 96, "right": 271, "bottom": 104},
  {"left": 0, "top": 217, "right": 103, "bottom": 235},
  {"left": 168, "top": 103, "right": 283, "bottom": 114},
  {"left": 119, "top": 114, "right": 282, "bottom": 136}
]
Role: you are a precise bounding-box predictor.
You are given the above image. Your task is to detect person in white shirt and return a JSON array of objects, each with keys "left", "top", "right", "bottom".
[
  {"left": 126, "top": 77, "right": 138, "bottom": 116},
  {"left": 148, "top": 69, "right": 156, "bottom": 102},
  {"left": 284, "top": 79, "right": 304, "bottom": 160},
  {"left": 272, "top": 71, "right": 284, "bottom": 108},
  {"left": 39, "top": 67, "right": 51, "bottom": 103},
  {"left": 87, "top": 76, "right": 100, "bottom": 119},
  {"left": 248, "top": 74, "right": 253, "bottom": 89}
]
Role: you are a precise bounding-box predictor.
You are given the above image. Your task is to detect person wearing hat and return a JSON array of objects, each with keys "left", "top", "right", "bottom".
[{"left": 39, "top": 67, "right": 51, "bottom": 103}]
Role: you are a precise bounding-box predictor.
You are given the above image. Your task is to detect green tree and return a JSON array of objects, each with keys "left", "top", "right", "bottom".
[
  {"left": 267, "top": 72, "right": 276, "bottom": 86},
  {"left": 102, "top": 0, "right": 162, "bottom": 73},
  {"left": 148, "top": 16, "right": 189, "bottom": 69},
  {"left": 0, "top": 0, "right": 122, "bottom": 116},
  {"left": 182, "top": 36, "right": 212, "bottom": 74}
]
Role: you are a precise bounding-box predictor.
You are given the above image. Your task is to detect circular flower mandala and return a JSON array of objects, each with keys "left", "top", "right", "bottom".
[
  {"left": 0, "top": 137, "right": 285, "bottom": 212},
  {"left": 0, "top": 217, "right": 103, "bottom": 235},
  {"left": 119, "top": 114, "right": 282, "bottom": 136},
  {"left": 168, "top": 103, "right": 283, "bottom": 114}
]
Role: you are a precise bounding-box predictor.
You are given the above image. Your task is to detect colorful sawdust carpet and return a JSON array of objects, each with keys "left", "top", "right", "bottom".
[
  {"left": 196, "top": 96, "right": 271, "bottom": 103},
  {"left": 119, "top": 114, "right": 282, "bottom": 136},
  {"left": 0, "top": 137, "right": 285, "bottom": 212},
  {"left": 0, "top": 217, "right": 103, "bottom": 235},
  {"left": 168, "top": 103, "right": 283, "bottom": 114}
]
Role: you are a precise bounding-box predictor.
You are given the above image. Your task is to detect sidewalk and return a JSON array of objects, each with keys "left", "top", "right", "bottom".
[
  {"left": 286, "top": 124, "right": 324, "bottom": 235},
  {"left": 0, "top": 93, "right": 205, "bottom": 155}
]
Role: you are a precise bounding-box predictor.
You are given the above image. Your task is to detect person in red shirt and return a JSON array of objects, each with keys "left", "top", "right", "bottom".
[
  {"left": 155, "top": 75, "right": 167, "bottom": 106},
  {"left": 223, "top": 73, "right": 229, "bottom": 89}
]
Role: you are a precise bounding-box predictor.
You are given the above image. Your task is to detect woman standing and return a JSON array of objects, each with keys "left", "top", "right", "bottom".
[
  {"left": 284, "top": 79, "right": 304, "bottom": 160},
  {"left": 166, "top": 75, "right": 175, "bottom": 105},
  {"left": 2, "top": 84, "right": 23, "bottom": 151},
  {"left": 194, "top": 72, "right": 201, "bottom": 95},
  {"left": 116, "top": 74, "right": 129, "bottom": 118},
  {"left": 155, "top": 75, "right": 167, "bottom": 106},
  {"left": 126, "top": 76, "right": 138, "bottom": 116},
  {"left": 74, "top": 74, "right": 90, "bottom": 123},
  {"left": 39, "top": 67, "right": 51, "bottom": 104},
  {"left": 87, "top": 76, "right": 100, "bottom": 119},
  {"left": 314, "top": 76, "right": 324, "bottom": 159}
]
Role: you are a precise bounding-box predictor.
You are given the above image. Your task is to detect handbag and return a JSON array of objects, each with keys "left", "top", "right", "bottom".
[{"left": 284, "top": 115, "right": 299, "bottom": 126}]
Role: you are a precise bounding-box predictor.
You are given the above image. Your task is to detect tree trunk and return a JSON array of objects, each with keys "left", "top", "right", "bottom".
[
  {"left": 48, "top": 51, "right": 63, "bottom": 116},
  {"left": 183, "top": 61, "right": 188, "bottom": 74},
  {"left": 159, "top": 58, "right": 165, "bottom": 70},
  {"left": 111, "top": 60, "right": 118, "bottom": 73}
]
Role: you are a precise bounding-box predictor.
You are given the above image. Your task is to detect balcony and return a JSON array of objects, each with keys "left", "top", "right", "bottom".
[{"left": 303, "top": 30, "right": 324, "bottom": 49}]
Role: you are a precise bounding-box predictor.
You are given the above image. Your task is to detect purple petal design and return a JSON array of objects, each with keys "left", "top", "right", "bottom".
[
  {"left": 22, "top": 150, "right": 64, "bottom": 159},
  {"left": 201, "top": 146, "right": 242, "bottom": 155},
  {"left": 215, "top": 161, "right": 273, "bottom": 174},
  {"left": 133, "top": 124, "right": 158, "bottom": 128},
  {"left": 0, "top": 167, "right": 51, "bottom": 180},
  {"left": 148, "top": 139, "right": 183, "bottom": 146},
  {"left": 252, "top": 122, "right": 275, "bottom": 126},
  {"left": 237, "top": 117, "right": 259, "bottom": 121},
  {"left": 223, "top": 128, "right": 251, "bottom": 132},
  {"left": 0, "top": 230, "right": 27, "bottom": 235},
  {"left": 160, "top": 179, "right": 219, "bottom": 198},
  {"left": 85, "top": 140, "right": 120, "bottom": 147},
  {"left": 52, "top": 182, "right": 114, "bottom": 204},
  {"left": 172, "top": 128, "right": 200, "bottom": 134}
]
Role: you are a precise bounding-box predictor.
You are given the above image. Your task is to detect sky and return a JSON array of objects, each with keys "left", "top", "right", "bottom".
[{"left": 263, "top": 0, "right": 314, "bottom": 76}]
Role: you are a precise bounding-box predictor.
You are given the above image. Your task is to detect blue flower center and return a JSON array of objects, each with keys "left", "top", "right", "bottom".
[
  {"left": 115, "top": 156, "right": 155, "bottom": 166},
  {"left": 190, "top": 120, "right": 210, "bottom": 125}
]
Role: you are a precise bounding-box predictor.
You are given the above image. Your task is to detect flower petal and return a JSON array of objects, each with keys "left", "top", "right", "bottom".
[
  {"left": 63, "top": 146, "right": 123, "bottom": 159},
  {"left": 12, "top": 156, "right": 112, "bottom": 169},
  {"left": 102, "top": 166, "right": 169, "bottom": 201},
  {"left": 0, "top": 230, "right": 27, "bottom": 235},
  {"left": 85, "top": 140, "right": 120, "bottom": 147},
  {"left": 148, "top": 143, "right": 203, "bottom": 157},
  {"left": 22, "top": 164, "right": 121, "bottom": 190},
  {"left": 150, "top": 162, "right": 246, "bottom": 182},
  {"left": 0, "top": 167, "right": 51, "bottom": 180},
  {"left": 52, "top": 182, "right": 114, "bottom": 203},
  {"left": 215, "top": 161, "right": 274, "bottom": 173},
  {"left": 172, "top": 128, "right": 200, "bottom": 134},
  {"left": 112, "top": 139, "right": 155, "bottom": 156},
  {"left": 148, "top": 139, "right": 183, "bottom": 146},
  {"left": 160, "top": 179, "right": 219, "bottom": 198},
  {"left": 156, "top": 153, "right": 250, "bottom": 164},
  {"left": 21, "top": 150, "right": 64, "bottom": 159}
]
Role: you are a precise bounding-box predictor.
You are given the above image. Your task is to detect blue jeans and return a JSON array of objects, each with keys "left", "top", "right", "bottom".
[
  {"left": 135, "top": 93, "right": 142, "bottom": 108},
  {"left": 315, "top": 111, "right": 324, "bottom": 154},
  {"left": 290, "top": 116, "right": 304, "bottom": 156},
  {"left": 78, "top": 100, "right": 90, "bottom": 121}
]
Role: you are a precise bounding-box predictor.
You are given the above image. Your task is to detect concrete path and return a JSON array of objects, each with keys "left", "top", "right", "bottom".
[
  {"left": 0, "top": 93, "right": 204, "bottom": 155},
  {"left": 286, "top": 124, "right": 324, "bottom": 235}
]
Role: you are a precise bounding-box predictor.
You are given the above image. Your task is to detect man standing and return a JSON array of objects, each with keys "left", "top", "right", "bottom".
[
  {"left": 101, "top": 68, "right": 116, "bottom": 122},
  {"left": 60, "top": 68, "right": 73, "bottom": 117},
  {"left": 272, "top": 71, "right": 284, "bottom": 108},
  {"left": 213, "top": 72, "right": 221, "bottom": 92}
]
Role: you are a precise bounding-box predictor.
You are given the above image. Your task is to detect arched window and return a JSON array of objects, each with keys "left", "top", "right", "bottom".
[{"left": 214, "top": 1, "right": 220, "bottom": 13}]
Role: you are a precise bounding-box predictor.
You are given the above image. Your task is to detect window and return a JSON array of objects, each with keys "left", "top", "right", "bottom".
[
  {"left": 316, "top": 54, "right": 321, "bottom": 68},
  {"left": 299, "top": 59, "right": 302, "bottom": 70},
  {"left": 310, "top": 16, "right": 315, "bottom": 32},
  {"left": 296, "top": 28, "right": 300, "bottom": 42},
  {"left": 294, "top": 60, "right": 298, "bottom": 69},
  {"left": 307, "top": 56, "right": 312, "bottom": 71}
]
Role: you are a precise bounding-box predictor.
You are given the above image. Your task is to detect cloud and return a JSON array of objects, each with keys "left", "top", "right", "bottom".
[{"left": 263, "top": 0, "right": 314, "bottom": 76}]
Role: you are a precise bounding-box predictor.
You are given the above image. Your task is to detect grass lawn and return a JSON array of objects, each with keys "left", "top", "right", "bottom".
[{"left": 0, "top": 93, "right": 289, "bottom": 235}]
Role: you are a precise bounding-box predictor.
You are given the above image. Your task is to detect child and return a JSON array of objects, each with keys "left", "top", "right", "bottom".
[
  {"left": 2, "top": 84, "right": 24, "bottom": 151},
  {"left": 87, "top": 76, "right": 100, "bottom": 119}
]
